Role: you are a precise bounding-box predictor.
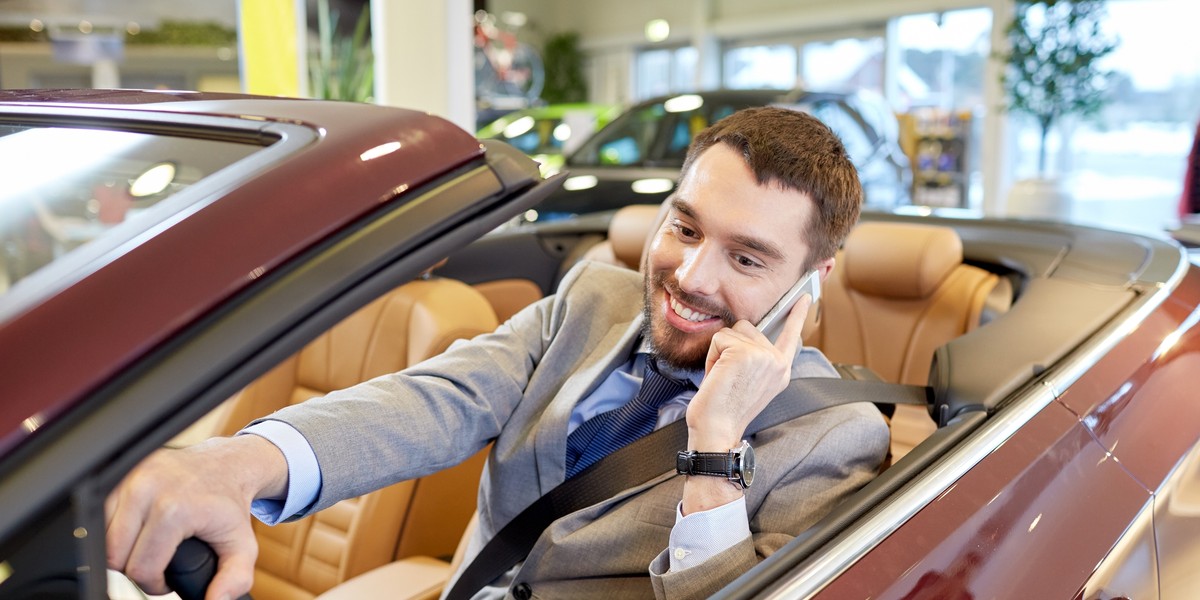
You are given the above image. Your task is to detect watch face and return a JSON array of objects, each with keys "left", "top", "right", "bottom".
[{"left": 738, "top": 442, "right": 756, "bottom": 488}]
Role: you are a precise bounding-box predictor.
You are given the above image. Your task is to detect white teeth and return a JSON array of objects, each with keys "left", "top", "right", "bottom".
[{"left": 670, "top": 297, "right": 714, "bottom": 322}]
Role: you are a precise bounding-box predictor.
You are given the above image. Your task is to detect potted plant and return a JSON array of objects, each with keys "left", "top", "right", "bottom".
[
  {"left": 998, "top": 0, "right": 1117, "bottom": 219},
  {"left": 308, "top": 0, "right": 374, "bottom": 102}
]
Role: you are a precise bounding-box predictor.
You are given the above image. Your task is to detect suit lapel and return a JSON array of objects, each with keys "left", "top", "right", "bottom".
[{"left": 533, "top": 312, "right": 644, "bottom": 491}]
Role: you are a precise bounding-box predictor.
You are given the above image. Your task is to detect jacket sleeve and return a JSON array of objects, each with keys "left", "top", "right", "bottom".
[
  {"left": 648, "top": 403, "right": 889, "bottom": 599},
  {"left": 258, "top": 266, "right": 608, "bottom": 516}
]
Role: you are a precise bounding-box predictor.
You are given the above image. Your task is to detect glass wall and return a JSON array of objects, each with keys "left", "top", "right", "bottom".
[
  {"left": 893, "top": 8, "right": 992, "bottom": 209},
  {"left": 1011, "top": 0, "right": 1200, "bottom": 232},
  {"left": 723, "top": 44, "right": 796, "bottom": 89},
  {"left": 720, "top": 34, "right": 884, "bottom": 94},
  {"left": 620, "top": 0, "right": 1200, "bottom": 232},
  {"left": 634, "top": 46, "right": 697, "bottom": 100},
  {"left": 800, "top": 36, "right": 884, "bottom": 94}
]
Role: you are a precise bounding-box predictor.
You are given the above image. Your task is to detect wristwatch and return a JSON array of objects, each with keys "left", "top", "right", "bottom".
[{"left": 675, "top": 440, "right": 756, "bottom": 489}]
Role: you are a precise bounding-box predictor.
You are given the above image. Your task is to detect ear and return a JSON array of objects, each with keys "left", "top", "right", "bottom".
[{"left": 813, "top": 255, "right": 836, "bottom": 281}]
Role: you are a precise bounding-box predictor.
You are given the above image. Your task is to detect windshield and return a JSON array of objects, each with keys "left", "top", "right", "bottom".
[
  {"left": 0, "top": 124, "right": 263, "bottom": 295},
  {"left": 568, "top": 92, "right": 780, "bottom": 169}
]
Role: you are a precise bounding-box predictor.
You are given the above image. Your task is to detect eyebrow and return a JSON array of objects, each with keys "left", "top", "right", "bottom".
[{"left": 670, "top": 197, "right": 786, "bottom": 262}]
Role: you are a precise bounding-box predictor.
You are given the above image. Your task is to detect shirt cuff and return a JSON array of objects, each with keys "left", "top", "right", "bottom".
[
  {"left": 238, "top": 420, "right": 321, "bottom": 525},
  {"left": 667, "top": 496, "right": 751, "bottom": 572}
]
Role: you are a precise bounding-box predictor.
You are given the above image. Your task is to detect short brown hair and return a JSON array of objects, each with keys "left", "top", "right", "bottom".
[{"left": 681, "top": 106, "right": 862, "bottom": 266}]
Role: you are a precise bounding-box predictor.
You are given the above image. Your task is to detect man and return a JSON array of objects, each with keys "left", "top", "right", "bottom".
[{"left": 106, "top": 107, "right": 889, "bottom": 599}]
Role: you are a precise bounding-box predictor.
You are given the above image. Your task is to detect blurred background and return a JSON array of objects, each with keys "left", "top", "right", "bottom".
[{"left": 1, "top": 0, "right": 1197, "bottom": 235}]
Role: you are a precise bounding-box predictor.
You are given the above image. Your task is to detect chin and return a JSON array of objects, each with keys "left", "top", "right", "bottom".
[
  {"left": 642, "top": 270, "right": 731, "bottom": 371},
  {"left": 643, "top": 308, "right": 710, "bottom": 371}
]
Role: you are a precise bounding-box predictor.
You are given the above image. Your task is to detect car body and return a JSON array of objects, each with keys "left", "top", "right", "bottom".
[
  {"left": 476, "top": 102, "right": 620, "bottom": 176},
  {"left": 522, "top": 88, "right": 913, "bottom": 223},
  {"left": 0, "top": 90, "right": 1198, "bottom": 600}
]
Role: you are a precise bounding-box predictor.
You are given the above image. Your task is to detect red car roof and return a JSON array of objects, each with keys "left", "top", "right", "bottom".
[{"left": 0, "top": 91, "right": 485, "bottom": 455}]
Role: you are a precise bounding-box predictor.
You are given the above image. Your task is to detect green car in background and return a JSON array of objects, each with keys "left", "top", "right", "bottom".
[{"left": 477, "top": 103, "right": 619, "bottom": 175}]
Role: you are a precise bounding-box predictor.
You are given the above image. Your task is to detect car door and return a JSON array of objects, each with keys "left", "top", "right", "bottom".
[{"left": 0, "top": 135, "right": 558, "bottom": 599}]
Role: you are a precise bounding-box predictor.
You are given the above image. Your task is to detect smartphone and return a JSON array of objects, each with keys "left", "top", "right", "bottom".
[{"left": 756, "top": 269, "right": 821, "bottom": 343}]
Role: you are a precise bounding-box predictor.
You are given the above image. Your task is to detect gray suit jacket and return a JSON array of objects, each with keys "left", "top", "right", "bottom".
[{"left": 270, "top": 261, "right": 889, "bottom": 599}]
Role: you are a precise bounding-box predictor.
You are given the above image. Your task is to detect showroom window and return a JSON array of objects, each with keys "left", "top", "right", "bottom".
[
  {"left": 1011, "top": 0, "right": 1200, "bottom": 232},
  {"left": 893, "top": 8, "right": 992, "bottom": 209},
  {"left": 723, "top": 44, "right": 797, "bottom": 89},
  {"left": 634, "top": 46, "right": 697, "bottom": 100},
  {"left": 800, "top": 36, "right": 885, "bottom": 95},
  {"left": 721, "top": 35, "right": 884, "bottom": 95}
]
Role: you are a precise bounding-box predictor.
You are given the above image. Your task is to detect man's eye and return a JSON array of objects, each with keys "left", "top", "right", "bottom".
[
  {"left": 675, "top": 224, "right": 698, "bottom": 239},
  {"left": 735, "top": 255, "right": 761, "bottom": 269}
]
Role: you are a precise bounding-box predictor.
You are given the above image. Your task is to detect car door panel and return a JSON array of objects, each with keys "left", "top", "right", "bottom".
[{"left": 811, "top": 400, "right": 1151, "bottom": 599}]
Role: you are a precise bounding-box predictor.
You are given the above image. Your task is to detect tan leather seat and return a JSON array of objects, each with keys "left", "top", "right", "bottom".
[
  {"left": 808, "top": 221, "right": 1007, "bottom": 459},
  {"left": 203, "top": 276, "right": 499, "bottom": 600},
  {"left": 314, "top": 514, "right": 477, "bottom": 600},
  {"left": 580, "top": 204, "right": 665, "bottom": 271}
]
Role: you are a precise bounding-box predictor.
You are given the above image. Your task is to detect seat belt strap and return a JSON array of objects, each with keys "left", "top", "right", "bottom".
[{"left": 444, "top": 377, "right": 929, "bottom": 600}]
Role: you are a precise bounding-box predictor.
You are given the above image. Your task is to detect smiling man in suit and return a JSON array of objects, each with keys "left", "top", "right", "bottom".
[{"left": 107, "top": 107, "right": 888, "bottom": 600}]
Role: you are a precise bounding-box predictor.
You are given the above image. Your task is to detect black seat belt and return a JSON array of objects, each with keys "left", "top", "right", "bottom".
[{"left": 445, "top": 377, "right": 929, "bottom": 600}]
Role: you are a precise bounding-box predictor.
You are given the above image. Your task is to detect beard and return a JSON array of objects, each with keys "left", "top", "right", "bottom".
[{"left": 642, "top": 270, "right": 736, "bottom": 371}]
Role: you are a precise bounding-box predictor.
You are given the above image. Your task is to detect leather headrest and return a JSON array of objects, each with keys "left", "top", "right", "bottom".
[
  {"left": 842, "top": 222, "right": 963, "bottom": 299},
  {"left": 609, "top": 204, "right": 665, "bottom": 271}
]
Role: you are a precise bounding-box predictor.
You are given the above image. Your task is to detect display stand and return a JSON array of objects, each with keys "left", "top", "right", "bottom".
[{"left": 899, "top": 109, "right": 972, "bottom": 208}]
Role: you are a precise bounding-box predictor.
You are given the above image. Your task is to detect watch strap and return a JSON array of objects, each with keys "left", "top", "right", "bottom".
[{"left": 681, "top": 450, "right": 734, "bottom": 477}]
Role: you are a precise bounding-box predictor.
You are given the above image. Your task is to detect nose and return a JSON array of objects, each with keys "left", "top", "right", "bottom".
[{"left": 675, "top": 243, "right": 720, "bottom": 297}]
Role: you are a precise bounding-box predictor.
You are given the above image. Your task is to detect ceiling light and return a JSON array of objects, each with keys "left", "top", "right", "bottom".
[{"left": 645, "top": 19, "right": 670, "bottom": 43}]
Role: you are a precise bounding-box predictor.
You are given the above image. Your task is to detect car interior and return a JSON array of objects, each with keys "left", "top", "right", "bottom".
[{"left": 157, "top": 198, "right": 1036, "bottom": 600}]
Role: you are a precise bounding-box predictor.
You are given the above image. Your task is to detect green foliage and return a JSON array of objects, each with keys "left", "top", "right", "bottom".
[
  {"left": 129, "top": 21, "right": 237, "bottom": 46},
  {"left": 0, "top": 21, "right": 235, "bottom": 45},
  {"left": 998, "top": 0, "right": 1118, "bottom": 175},
  {"left": 309, "top": 0, "right": 374, "bottom": 102},
  {"left": 541, "top": 32, "right": 587, "bottom": 104},
  {"left": 0, "top": 27, "right": 46, "bottom": 43}
]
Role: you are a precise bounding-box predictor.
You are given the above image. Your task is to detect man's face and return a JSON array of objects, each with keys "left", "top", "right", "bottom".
[{"left": 642, "top": 144, "right": 831, "bottom": 371}]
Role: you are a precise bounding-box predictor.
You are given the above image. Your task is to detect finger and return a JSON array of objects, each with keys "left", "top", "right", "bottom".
[
  {"left": 123, "top": 499, "right": 191, "bottom": 595},
  {"left": 704, "top": 327, "right": 729, "bottom": 375},
  {"left": 105, "top": 490, "right": 144, "bottom": 573},
  {"left": 207, "top": 527, "right": 258, "bottom": 600},
  {"left": 775, "top": 293, "right": 813, "bottom": 359}
]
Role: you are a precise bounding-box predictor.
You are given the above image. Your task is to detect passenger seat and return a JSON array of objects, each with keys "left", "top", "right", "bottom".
[
  {"left": 579, "top": 203, "right": 664, "bottom": 271},
  {"left": 808, "top": 221, "right": 1008, "bottom": 459}
]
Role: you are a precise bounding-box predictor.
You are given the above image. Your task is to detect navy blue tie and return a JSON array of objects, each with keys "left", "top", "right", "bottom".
[{"left": 564, "top": 358, "right": 693, "bottom": 479}]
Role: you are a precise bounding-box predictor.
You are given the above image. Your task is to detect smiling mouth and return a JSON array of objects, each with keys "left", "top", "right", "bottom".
[{"left": 669, "top": 295, "right": 717, "bottom": 322}]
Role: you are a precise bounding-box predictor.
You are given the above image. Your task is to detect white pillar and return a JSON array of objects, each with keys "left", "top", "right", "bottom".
[
  {"left": 372, "top": 0, "right": 475, "bottom": 133},
  {"left": 883, "top": 18, "right": 901, "bottom": 108},
  {"left": 983, "top": 0, "right": 1013, "bottom": 216},
  {"left": 92, "top": 58, "right": 120, "bottom": 89},
  {"left": 692, "top": 0, "right": 720, "bottom": 91}
]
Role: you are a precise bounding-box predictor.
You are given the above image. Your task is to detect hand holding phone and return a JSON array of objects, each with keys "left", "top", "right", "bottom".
[{"left": 755, "top": 269, "right": 821, "bottom": 344}]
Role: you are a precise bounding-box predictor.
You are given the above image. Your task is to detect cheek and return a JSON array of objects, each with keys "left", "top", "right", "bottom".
[{"left": 733, "top": 284, "right": 780, "bottom": 324}]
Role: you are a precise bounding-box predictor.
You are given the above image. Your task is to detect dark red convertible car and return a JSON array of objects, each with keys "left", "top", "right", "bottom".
[{"left": 0, "top": 90, "right": 1197, "bottom": 600}]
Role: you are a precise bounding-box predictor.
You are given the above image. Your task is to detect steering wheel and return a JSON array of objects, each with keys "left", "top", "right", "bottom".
[{"left": 166, "top": 538, "right": 252, "bottom": 600}]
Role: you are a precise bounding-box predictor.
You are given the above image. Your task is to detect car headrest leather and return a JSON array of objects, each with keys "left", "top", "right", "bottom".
[
  {"left": 608, "top": 204, "right": 665, "bottom": 271},
  {"left": 842, "top": 222, "right": 963, "bottom": 300}
]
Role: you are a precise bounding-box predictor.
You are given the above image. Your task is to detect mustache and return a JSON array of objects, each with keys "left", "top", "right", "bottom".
[{"left": 651, "top": 271, "right": 735, "bottom": 325}]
